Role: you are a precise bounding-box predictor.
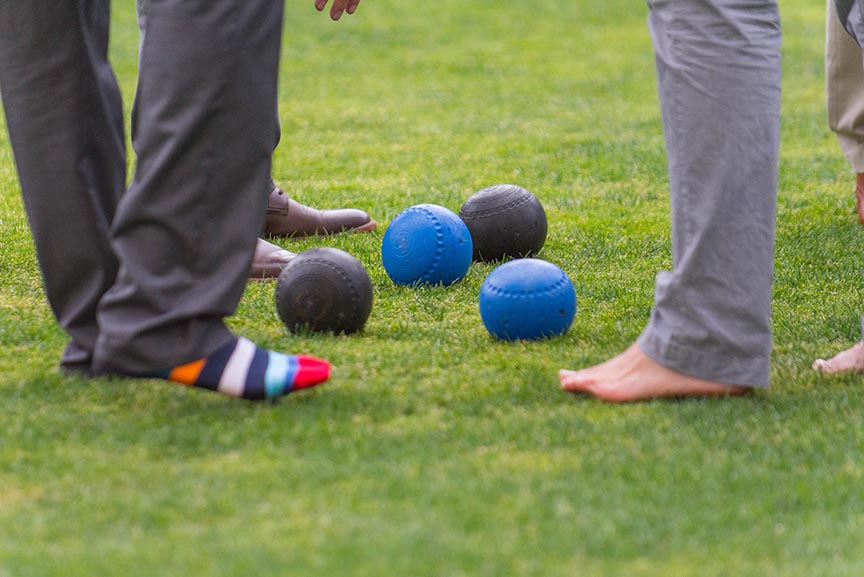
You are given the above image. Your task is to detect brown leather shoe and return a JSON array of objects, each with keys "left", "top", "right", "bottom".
[
  {"left": 264, "top": 188, "right": 377, "bottom": 237},
  {"left": 249, "top": 238, "right": 296, "bottom": 280},
  {"left": 856, "top": 173, "right": 864, "bottom": 225}
]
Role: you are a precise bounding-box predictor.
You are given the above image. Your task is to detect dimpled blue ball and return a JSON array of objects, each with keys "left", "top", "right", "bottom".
[
  {"left": 479, "top": 259, "right": 576, "bottom": 340},
  {"left": 382, "top": 204, "right": 473, "bottom": 286}
]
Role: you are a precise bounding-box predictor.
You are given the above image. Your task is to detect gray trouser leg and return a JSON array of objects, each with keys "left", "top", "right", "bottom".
[
  {"left": 269, "top": 113, "right": 282, "bottom": 194},
  {"left": 93, "top": 0, "right": 284, "bottom": 373},
  {"left": 0, "top": 0, "right": 125, "bottom": 371},
  {"left": 636, "top": 0, "right": 782, "bottom": 388}
]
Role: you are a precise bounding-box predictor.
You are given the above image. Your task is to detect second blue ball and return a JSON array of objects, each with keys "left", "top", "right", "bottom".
[{"left": 479, "top": 259, "right": 576, "bottom": 341}]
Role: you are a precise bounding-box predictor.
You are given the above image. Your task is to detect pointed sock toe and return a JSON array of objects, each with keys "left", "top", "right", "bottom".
[
  {"left": 293, "top": 355, "right": 332, "bottom": 389},
  {"left": 162, "top": 337, "right": 330, "bottom": 400}
]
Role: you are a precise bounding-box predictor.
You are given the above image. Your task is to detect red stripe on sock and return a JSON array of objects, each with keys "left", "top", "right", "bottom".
[{"left": 292, "top": 355, "right": 331, "bottom": 389}]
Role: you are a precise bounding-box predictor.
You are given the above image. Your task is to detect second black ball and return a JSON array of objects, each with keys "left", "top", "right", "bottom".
[{"left": 459, "top": 184, "right": 547, "bottom": 262}]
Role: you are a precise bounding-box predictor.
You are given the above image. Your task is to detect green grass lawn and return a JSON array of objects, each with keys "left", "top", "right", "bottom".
[{"left": 2, "top": 1, "right": 864, "bottom": 575}]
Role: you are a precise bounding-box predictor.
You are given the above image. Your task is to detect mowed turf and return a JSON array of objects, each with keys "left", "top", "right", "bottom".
[{"left": 2, "top": 1, "right": 864, "bottom": 575}]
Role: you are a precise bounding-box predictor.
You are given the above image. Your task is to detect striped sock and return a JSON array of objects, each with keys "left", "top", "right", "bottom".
[{"left": 157, "top": 337, "right": 330, "bottom": 400}]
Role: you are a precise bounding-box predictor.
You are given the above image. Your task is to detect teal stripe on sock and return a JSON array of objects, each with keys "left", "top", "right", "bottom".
[{"left": 264, "top": 352, "right": 299, "bottom": 399}]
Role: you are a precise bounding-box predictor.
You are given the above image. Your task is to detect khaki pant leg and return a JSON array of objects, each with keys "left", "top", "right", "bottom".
[{"left": 827, "top": 0, "right": 864, "bottom": 171}]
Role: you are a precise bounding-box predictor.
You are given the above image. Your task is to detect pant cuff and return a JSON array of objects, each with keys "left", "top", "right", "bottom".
[{"left": 637, "top": 326, "right": 770, "bottom": 389}]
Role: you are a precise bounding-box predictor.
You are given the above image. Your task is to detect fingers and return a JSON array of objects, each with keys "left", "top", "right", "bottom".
[
  {"left": 314, "top": 0, "right": 360, "bottom": 20},
  {"left": 331, "top": 1, "right": 345, "bottom": 20}
]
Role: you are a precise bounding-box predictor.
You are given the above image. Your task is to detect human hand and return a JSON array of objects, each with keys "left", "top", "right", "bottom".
[{"left": 315, "top": 0, "right": 360, "bottom": 21}]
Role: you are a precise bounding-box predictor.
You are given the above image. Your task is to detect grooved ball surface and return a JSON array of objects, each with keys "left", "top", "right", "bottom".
[
  {"left": 459, "top": 184, "right": 547, "bottom": 262},
  {"left": 382, "top": 204, "right": 473, "bottom": 286},
  {"left": 479, "top": 258, "right": 576, "bottom": 341},
  {"left": 275, "top": 247, "right": 373, "bottom": 334}
]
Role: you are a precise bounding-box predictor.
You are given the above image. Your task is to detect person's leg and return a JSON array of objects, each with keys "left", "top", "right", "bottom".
[
  {"left": 560, "top": 0, "right": 781, "bottom": 401},
  {"left": 92, "top": 0, "right": 307, "bottom": 376},
  {"left": 809, "top": 2, "right": 864, "bottom": 373},
  {"left": 827, "top": 0, "right": 864, "bottom": 170},
  {"left": 0, "top": 0, "right": 124, "bottom": 374},
  {"left": 827, "top": 0, "right": 864, "bottom": 222}
]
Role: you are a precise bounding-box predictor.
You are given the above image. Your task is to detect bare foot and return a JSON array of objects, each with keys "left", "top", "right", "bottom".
[
  {"left": 812, "top": 341, "right": 864, "bottom": 374},
  {"left": 558, "top": 344, "right": 750, "bottom": 402}
]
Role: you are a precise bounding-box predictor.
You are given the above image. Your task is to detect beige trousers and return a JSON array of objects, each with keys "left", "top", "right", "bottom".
[{"left": 828, "top": 0, "right": 864, "bottom": 171}]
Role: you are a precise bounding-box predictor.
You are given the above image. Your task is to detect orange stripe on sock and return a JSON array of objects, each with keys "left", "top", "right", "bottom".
[{"left": 168, "top": 358, "right": 206, "bottom": 386}]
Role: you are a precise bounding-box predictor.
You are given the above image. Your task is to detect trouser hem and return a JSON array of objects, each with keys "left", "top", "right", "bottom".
[{"left": 637, "top": 327, "right": 770, "bottom": 389}]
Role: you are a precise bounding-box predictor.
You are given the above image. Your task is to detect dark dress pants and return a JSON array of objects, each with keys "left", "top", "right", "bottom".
[{"left": 0, "top": 0, "right": 284, "bottom": 373}]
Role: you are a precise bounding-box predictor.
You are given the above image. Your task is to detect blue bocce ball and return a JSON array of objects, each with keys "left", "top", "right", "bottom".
[
  {"left": 382, "top": 204, "right": 473, "bottom": 286},
  {"left": 479, "top": 258, "right": 576, "bottom": 340}
]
